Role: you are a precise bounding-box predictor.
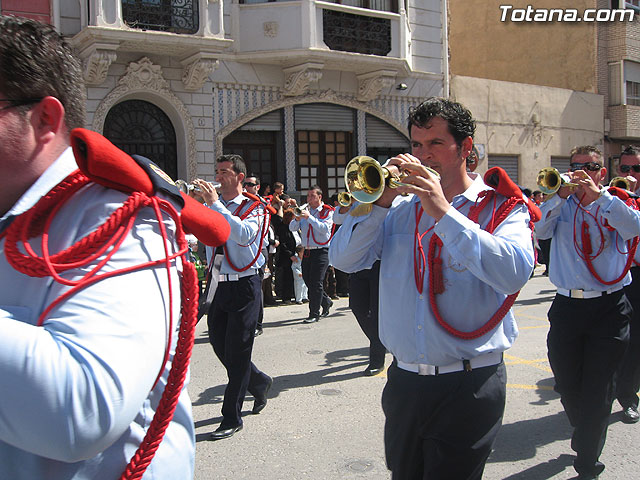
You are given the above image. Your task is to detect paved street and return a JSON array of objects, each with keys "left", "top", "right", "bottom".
[{"left": 188, "top": 266, "right": 640, "bottom": 479}]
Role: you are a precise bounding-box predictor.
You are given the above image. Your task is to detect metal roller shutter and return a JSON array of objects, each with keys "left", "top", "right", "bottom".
[
  {"left": 365, "top": 114, "right": 409, "bottom": 148},
  {"left": 240, "top": 110, "right": 282, "bottom": 131},
  {"left": 294, "top": 103, "right": 354, "bottom": 131},
  {"left": 488, "top": 155, "right": 519, "bottom": 184}
]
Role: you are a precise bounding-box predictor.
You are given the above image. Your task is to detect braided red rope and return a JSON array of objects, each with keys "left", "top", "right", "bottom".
[
  {"left": 426, "top": 192, "right": 524, "bottom": 340},
  {"left": 2, "top": 170, "right": 198, "bottom": 479},
  {"left": 121, "top": 261, "right": 198, "bottom": 480}
]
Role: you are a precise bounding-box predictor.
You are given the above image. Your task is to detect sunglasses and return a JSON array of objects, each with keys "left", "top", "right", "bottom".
[
  {"left": 0, "top": 98, "right": 43, "bottom": 112},
  {"left": 620, "top": 164, "right": 640, "bottom": 173},
  {"left": 569, "top": 162, "right": 602, "bottom": 172},
  {"left": 243, "top": 182, "right": 257, "bottom": 187}
]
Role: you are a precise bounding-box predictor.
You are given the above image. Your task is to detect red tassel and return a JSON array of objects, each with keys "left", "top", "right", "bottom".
[
  {"left": 431, "top": 256, "right": 445, "bottom": 294},
  {"left": 581, "top": 223, "right": 592, "bottom": 256}
]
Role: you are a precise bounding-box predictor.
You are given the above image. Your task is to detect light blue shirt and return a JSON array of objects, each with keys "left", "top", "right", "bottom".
[
  {"left": 205, "top": 193, "right": 266, "bottom": 274},
  {"left": 536, "top": 188, "right": 640, "bottom": 291},
  {"left": 0, "top": 148, "right": 194, "bottom": 479},
  {"left": 289, "top": 203, "right": 334, "bottom": 247},
  {"left": 330, "top": 174, "right": 534, "bottom": 366}
]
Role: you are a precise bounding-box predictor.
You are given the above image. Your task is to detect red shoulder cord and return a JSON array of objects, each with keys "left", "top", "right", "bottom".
[
  {"left": 420, "top": 192, "right": 526, "bottom": 340},
  {"left": 222, "top": 199, "right": 271, "bottom": 272},
  {"left": 306, "top": 205, "right": 336, "bottom": 246},
  {"left": 1, "top": 170, "right": 199, "bottom": 480},
  {"left": 572, "top": 193, "right": 639, "bottom": 284}
]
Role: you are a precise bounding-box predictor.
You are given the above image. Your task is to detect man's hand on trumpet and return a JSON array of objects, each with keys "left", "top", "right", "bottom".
[
  {"left": 375, "top": 154, "right": 450, "bottom": 221},
  {"left": 566, "top": 169, "right": 600, "bottom": 205},
  {"left": 192, "top": 178, "right": 219, "bottom": 205}
]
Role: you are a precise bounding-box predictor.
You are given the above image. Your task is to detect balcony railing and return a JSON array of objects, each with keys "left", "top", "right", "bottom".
[
  {"left": 239, "top": 0, "right": 399, "bottom": 13},
  {"left": 122, "top": 0, "right": 199, "bottom": 34},
  {"left": 323, "top": 9, "right": 391, "bottom": 55}
]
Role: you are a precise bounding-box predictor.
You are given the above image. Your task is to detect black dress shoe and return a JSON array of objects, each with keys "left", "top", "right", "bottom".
[
  {"left": 622, "top": 405, "right": 640, "bottom": 424},
  {"left": 321, "top": 298, "right": 333, "bottom": 317},
  {"left": 210, "top": 424, "right": 243, "bottom": 440},
  {"left": 303, "top": 316, "right": 319, "bottom": 324},
  {"left": 254, "top": 328, "right": 263, "bottom": 337},
  {"left": 363, "top": 365, "right": 385, "bottom": 377},
  {"left": 253, "top": 376, "right": 273, "bottom": 414}
]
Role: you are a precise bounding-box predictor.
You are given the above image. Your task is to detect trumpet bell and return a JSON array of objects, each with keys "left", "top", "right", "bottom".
[
  {"left": 344, "top": 155, "right": 440, "bottom": 205},
  {"left": 610, "top": 176, "right": 631, "bottom": 190},
  {"left": 344, "top": 156, "right": 387, "bottom": 204},
  {"left": 536, "top": 167, "right": 576, "bottom": 195},
  {"left": 337, "top": 192, "right": 353, "bottom": 207}
]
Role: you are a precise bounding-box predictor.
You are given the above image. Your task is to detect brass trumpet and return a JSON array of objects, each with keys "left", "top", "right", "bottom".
[
  {"left": 294, "top": 203, "right": 309, "bottom": 216},
  {"left": 609, "top": 176, "right": 631, "bottom": 190},
  {"left": 536, "top": 167, "right": 578, "bottom": 195},
  {"left": 337, "top": 192, "right": 354, "bottom": 207},
  {"left": 175, "top": 179, "right": 221, "bottom": 194},
  {"left": 344, "top": 155, "right": 440, "bottom": 204}
]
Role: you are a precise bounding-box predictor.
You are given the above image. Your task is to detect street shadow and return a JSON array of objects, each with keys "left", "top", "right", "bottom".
[
  {"left": 489, "top": 379, "right": 570, "bottom": 472},
  {"left": 530, "top": 377, "right": 560, "bottom": 406},
  {"left": 497, "top": 454, "right": 574, "bottom": 480},
  {"left": 488, "top": 410, "right": 572, "bottom": 464},
  {"left": 513, "top": 295, "right": 555, "bottom": 306},
  {"left": 191, "top": 346, "right": 373, "bottom": 441}
]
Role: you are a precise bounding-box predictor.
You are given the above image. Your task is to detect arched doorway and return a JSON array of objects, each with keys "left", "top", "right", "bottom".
[{"left": 104, "top": 100, "right": 178, "bottom": 180}]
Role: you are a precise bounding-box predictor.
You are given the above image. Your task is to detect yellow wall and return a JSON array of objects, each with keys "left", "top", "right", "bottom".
[{"left": 448, "top": 0, "right": 597, "bottom": 92}]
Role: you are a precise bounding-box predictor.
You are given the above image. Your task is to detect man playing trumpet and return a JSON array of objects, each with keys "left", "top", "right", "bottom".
[
  {"left": 330, "top": 97, "right": 535, "bottom": 479},
  {"left": 536, "top": 146, "right": 640, "bottom": 479},
  {"left": 615, "top": 146, "right": 640, "bottom": 427}
]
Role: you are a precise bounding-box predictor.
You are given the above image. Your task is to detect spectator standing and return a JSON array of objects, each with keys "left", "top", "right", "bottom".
[{"left": 292, "top": 245, "right": 309, "bottom": 304}]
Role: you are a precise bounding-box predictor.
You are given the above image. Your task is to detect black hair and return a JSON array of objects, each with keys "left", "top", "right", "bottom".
[{"left": 0, "top": 16, "right": 86, "bottom": 130}]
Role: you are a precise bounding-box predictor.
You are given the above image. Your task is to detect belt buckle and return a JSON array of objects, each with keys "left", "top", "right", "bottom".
[{"left": 570, "top": 289, "right": 584, "bottom": 299}]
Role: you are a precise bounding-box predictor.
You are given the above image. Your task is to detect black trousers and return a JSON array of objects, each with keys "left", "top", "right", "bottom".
[
  {"left": 617, "top": 267, "right": 640, "bottom": 409},
  {"left": 382, "top": 361, "right": 506, "bottom": 480},
  {"left": 547, "top": 291, "right": 631, "bottom": 476},
  {"left": 207, "top": 274, "right": 271, "bottom": 428},
  {"left": 302, "top": 248, "right": 330, "bottom": 317},
  {"left": 349, "top": 261, "right": 385, "bottom": 367}
]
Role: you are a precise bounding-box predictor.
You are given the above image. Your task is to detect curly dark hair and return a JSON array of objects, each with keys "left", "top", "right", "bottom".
[
  {"left": 407, "top": 97, "right": 475, "bottom": 147},
  {"left": 0, "top": 16, "right": 86, "bottom": 130}
]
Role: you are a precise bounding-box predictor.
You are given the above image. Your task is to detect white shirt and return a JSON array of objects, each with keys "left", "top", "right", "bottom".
[
  {"left": 536, "top": 188, "right": 640, "bottom": 291},
  {"left": 0, "top": 148, "right": 194, "bottom": 479},
  {"left": 330, "top": 174, "right": 534, "bottom": 366}
]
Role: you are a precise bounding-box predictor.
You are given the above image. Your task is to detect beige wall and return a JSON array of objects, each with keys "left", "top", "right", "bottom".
[
  {"left": 451, "top": 75, "right": 604, "bottom": 189},
  {"left": 449, "top": 0, "right": 597, "bottom": 92}
]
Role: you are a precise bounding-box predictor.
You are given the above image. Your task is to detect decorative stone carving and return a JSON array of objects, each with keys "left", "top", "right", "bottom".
[
  {"left": 78, "top": 45, "right": 118, "bottom": 86},
  {"left": 283, "top": 63, "right": 324, "bottom": 97},
  {"left": 214, "top": 87, "right": 414, "bottom": 164},
  {"left": 357, "top": 70, "right": 397, "bottom": 102},
  {"left": 92, "top": 58, "right": 198, "bottom": 180},
  {"left": 181, "top": 54, "right": 218, "bottom": 92},
  {"left": 263, "top": 22, "right": 278, "bottom": 38},
  {"left": 119, "top": 57, "right": 169, "bottom": 91}
]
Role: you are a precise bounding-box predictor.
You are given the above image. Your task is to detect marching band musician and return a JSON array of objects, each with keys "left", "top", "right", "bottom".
[
  {"left": 615, "top": 146, "right": 640, "bottom": 425},
  {"left": 194, "top": 155, "right": 273, "bottom": 441},
  {"left": 330, "top": 97, "right": 535, "bottom": 479},
  {"left": 289, "top": 186, "right": 335, "bottom": 323},
  {"left": 0, "top": 16, "right": 231, "bottom": 479},
  {"left": 536, "top": 146, "right": 640, "bottom": 479}
]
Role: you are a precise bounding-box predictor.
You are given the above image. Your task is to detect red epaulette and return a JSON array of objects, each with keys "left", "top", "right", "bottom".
[
  {"left": 318, "top": 203, "right": 335, "bottom": 219},
  {"left": 243, "top": 192, "right": 277, "bottom": 214}
]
